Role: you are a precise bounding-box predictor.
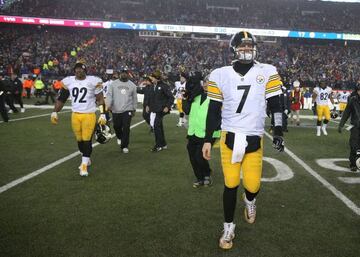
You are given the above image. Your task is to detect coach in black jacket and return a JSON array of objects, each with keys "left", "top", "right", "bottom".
[
  {"left": 338, "top": 84, "right": 360, "bottom": 171},
  {"left": 137, "top": 77, "right": 152, "bottom": 125},
  {"left": 0, "top": 77, "right": 9, "bottom": 122},
  {"left": 146, "top": 71, "right": 174, "bottom": 152}
]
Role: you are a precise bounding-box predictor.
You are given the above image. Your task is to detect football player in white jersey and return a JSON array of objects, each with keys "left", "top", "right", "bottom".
[
  {"left": 337, "top": 90, "right": 350, "bottom": 117},
  {"left": 50, "top": 62, "right": 107, "bottom": 177},
  {"left": 312, "top": 78, "right": 335, "bottom": 136},
  {"left": 174, "top": 73, "right": 187, "bottom": 127},
  {"left": 202, "top": 31, "right": 285, "bottom": 250}
]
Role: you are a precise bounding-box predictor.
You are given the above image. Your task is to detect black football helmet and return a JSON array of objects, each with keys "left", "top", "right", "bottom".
[
  {"left": 229, "top": 31, "right": 257, "bottom": 63},
  {"left": 330, "top": 109, "right": 339, "bottom": 119},
  {"left": 95, "top": 124, "right": 112, "bottom": 144}
]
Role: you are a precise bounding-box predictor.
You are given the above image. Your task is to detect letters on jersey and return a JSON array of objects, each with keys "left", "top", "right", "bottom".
[
  {"left": 314, "top": 86, "right": 332, "bottom": 106},
  {"left": 62, "top": 76, "right": 103, "bottom": 113},
  {"left": 207, "top": 63, "right": 283, "bottom": 136}
]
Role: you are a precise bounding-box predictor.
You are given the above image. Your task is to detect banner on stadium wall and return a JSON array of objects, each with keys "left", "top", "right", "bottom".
[{"left": 1, "top": 15, "right": 359, "bottom": 41}]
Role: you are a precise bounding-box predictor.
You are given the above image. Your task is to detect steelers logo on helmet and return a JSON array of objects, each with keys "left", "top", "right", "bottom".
[
  {"left": 330, "top": 109, "right": 339, "bottom": 119},
  {"left": 230, "top": 31, "right": 257, "bottom": 63},
  {"left": 95, "top": 124, "right": 112, "bottom": 144}
]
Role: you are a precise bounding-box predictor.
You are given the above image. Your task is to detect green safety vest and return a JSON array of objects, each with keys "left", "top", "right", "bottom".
[
  {"left": 188, "top": 94, "right": 220, "bottom": 139},
  {"left": 34, "top": 80, "right": 45, "bottom": 90}
]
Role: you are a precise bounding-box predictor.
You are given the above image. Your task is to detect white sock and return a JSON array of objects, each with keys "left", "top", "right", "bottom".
[
  {"left": 322, "top": 124, "right": 327, "bottom": 129},
  {"left": 317, "top": 126, "right": 321, "bottom": 133},
  {"left": 82, "top": 156, "right": 90, "bottom": 165},
  {"left": 224, "top": 222, "right": 234, "bottom": 227}
]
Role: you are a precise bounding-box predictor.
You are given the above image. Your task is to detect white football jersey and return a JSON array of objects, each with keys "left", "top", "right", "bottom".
[
  {"left": 338, "top": 91, "right": 350, "bottom": 103},
  {"left": 102, "top": 80, "right": 115, "bottom": 98},
  {"left": 62, "top": 75, "right": 103, "bottom": 113},
  {"left": 175, "top": 81, "right": 186, "bottom": 99},
  {"left": 207, "top": 63, "right": 283, "bottom": 136},
  {"left": 313, "top": 86, "right": 332, "bottom": 106}
]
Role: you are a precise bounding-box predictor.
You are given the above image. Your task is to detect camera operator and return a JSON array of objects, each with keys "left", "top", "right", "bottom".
[
  {"left": 182, "top": 72, "right": 220, "bottom": 187},
  {"left": 10, "top": 73, "right": 25, "bottom": 112}
]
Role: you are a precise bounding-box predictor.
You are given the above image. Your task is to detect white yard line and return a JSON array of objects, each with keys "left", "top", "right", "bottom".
[
  {"left": 0, "top": 120, "right": 145, "bottom": 194},
  {"left": 0, "top": 110, "right": 71, "bottom": 124},
  {"left": 264, "top": 131, "right": 360, "bottom": 216}
]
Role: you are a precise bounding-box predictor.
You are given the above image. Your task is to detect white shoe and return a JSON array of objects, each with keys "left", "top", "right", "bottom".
[
  {"left": 243, "top": 194, "right": 256, "bottom": 224},
  {"left": 8, "top": 110, "right": 13, "bottom": 114},
  {"left": 21, "top": 108, "right": 25, "bottom": 113},
  {"left": 122, "top": 148, "right": 129, "bottom": 154},
  {"left": 321, "top": 126, "right": 328, "bottom": 136},
  {"left": 316, "top": 130, "right": 321, "bottom": 136},
  {"left": 79, "top": 164, "right": 88, "bottom": 177},
  {"left": 219, "top": 222, "right": 236, "bottom": 250},
  {"left": 176, "top": 122, "right": 183, "bottom": 127},
  {"left": 117, "top": 139, "right": 121, "bottom": 145}
]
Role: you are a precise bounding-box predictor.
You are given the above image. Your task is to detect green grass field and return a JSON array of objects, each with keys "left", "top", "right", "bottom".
[{"left": 0, "top": 105, "right": 359, "bottom": 257}]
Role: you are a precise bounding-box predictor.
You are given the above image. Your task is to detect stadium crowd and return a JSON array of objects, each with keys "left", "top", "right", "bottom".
[
  {"left": 0, "top": 24, "right": 359, "bottom": 90},
  {"left": 1, "top": 0, "right": 360, "bottom": 33}
]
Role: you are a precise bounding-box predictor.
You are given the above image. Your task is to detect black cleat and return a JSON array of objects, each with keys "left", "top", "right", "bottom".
[{"left": 193, "top": 180, "right": 204, "bottom": 188}]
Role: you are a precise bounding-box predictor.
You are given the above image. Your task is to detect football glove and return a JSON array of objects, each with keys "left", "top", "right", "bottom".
[
  {"left": 98, "top": 114, "right": 107, "bottom": 125},
  {"left": 51, "top": 112, "right": 58, "bottom": 125},
  {"left": 273, "top": 136, "right": 285, "bottom": 152}
]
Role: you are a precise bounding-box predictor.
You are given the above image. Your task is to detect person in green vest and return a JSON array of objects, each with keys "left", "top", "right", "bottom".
[
  {"left": 34, "top": 77, "right": 45, "bottom": 98},
  {"left": 182, "top": 72, "right": 220, "bottom": 188}
]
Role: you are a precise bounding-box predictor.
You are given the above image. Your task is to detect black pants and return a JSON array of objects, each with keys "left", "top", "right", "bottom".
[
  {"left": 44, "top": 91, "right": 55, "bottom": 104},
  {"left": 0, "top": 94, "right": 9, "bottom": 122},
  {"left": 13, "top": 93, "right": 24, "bottom": 108},
  {"left": 25, "top": 88, "right": 31, "bottom": 99},
  {"left": 187, "top": 136, "right": 213, "bottom": 181},
  {"left": 5, "top": 93, "right": 18, "bottom": 112},
  {"left": 112, "top": 111, "right": 132, "bottom": 148},
  {"left": 349, "top": 127, "right": 360, "bottom": 167},
  {"left": 142, "top": 106, "right": 150, "bottom": 125},
  {"left": 154, "top": 112, "right": 167, "bottom": 147}
]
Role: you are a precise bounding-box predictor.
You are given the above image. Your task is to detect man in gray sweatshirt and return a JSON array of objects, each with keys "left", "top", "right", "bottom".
[{"left": 106, "top": 69, "right": 137, "bottom": 153}]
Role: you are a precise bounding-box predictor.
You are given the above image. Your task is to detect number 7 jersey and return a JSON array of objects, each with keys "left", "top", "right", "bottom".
[
  {"left": 207, "top": 63, "right": 283, "bottom": 136},
  {"left": 62, "top": 76, "right": 103, "bottom": 113}
]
